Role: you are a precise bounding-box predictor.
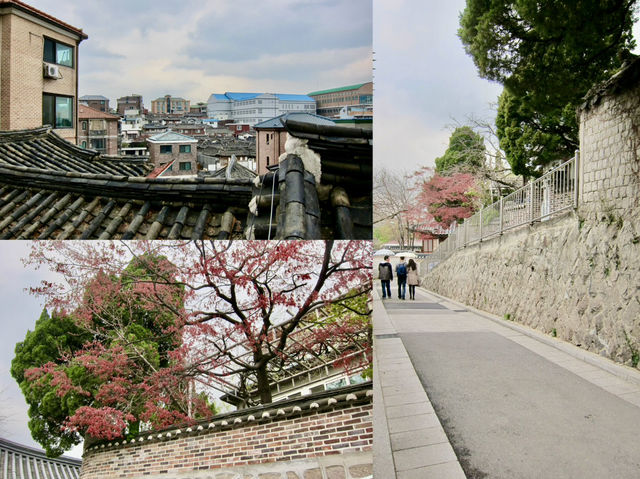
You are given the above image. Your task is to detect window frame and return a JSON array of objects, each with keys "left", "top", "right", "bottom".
[
  {"left": 43, "top": 37, "right": 74, "bottom": 68},
  {"left": 159, "top": 145, "right": 173, "bottom": 154},
  {"left": 179, "top": 144, "right": 191, "bottom": 154},
  {"left": 178, "top": 161, "right": 192, "bottom": 171},
  {"left": 42, "top": 93, "right": 74, "bottom": 129}
]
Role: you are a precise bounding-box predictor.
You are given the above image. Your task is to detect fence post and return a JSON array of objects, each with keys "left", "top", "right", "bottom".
[
  {"left": 574, "top": 150, "right": 580, "bottom": 209},
  {"left": 499, "top": 197, "right": 504, "bottom": 234},
  {"left": 529, "top": 181, "right": 534, "bottom": 224},
  {"left": 479, "top": 209, "right": 483, "bottom": 242},
  {"left": 463, "top": 220, "right": 468, "bottom": 247}
]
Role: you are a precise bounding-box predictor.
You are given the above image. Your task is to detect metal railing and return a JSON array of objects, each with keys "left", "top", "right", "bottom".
[{"left": 425, "top": 152, "right": 579, "bottom": 270}]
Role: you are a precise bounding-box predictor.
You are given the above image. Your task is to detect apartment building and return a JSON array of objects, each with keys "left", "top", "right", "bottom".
[
  {"left": 147, "top": 130, "right": 198, "bottom": 176},
  {"left": 151, "top": 94, "right": 190, "bottom": 115},
  {"left": 308, "top": 82, "right": 373, "bottom": 119},
  {"left": 79, "top": 94, "right": 109, "bottom": 112},
  {"left": 77, "top": 104, "right": 119, "bottom": 155},
  {"left": 117, "top": 94, "right": 143, "bottom": 115},
  {"left": 0, "top": 0, "right": 87, "bottom": 142}
]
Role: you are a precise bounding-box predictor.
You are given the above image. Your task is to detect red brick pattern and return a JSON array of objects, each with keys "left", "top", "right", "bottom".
[{"left": 80, "top": 403, "right": 372, "bottom": 478}]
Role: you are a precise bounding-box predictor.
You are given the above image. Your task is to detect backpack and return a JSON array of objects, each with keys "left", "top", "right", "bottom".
[{"left": 396, "top": 263, "right": 407, "bottom": 275}]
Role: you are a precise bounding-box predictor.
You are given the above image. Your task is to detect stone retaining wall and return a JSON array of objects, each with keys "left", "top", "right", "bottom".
[
  {"left": 423, "top": 59, "right": 640, "bottom": 369},
  {"left": 79, "top": 384, "right": 373, "bottom": 479}
]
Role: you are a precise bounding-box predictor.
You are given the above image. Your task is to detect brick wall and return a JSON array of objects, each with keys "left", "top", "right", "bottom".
[
  {"left": 80, "top": 384, "right": 372, "bottom": 479},
  {"left": 256, "top": 130, "right": 287, "bottom": 175},
  {"left": 0, "top": 9, "right": 80, "bottom": 141},
  {"left": 579, "top": 60, "right": 640, "bottom": 220},
  {"left": 147, "top": 142, "right": 197, "bottom": 176}
]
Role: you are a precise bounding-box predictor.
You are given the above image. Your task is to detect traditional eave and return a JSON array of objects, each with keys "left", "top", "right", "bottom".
[
  {"left": 84, "top": 382, "right": 372, "bottom": 453},
  {"left": 0, "top": 128, "right": 253, "bottom": 239}
]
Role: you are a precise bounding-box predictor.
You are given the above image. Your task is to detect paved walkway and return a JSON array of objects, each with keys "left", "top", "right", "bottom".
[{"left": 373, "top": 285, "right": 640, "bottom": 479}]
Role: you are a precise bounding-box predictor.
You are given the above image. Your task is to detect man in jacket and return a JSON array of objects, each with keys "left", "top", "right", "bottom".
[
  {"left": 378, "top": 255, "right": 393, "bottom": 299},
  {"left": 395, "top": 256, "right": 407, "bottom": 300}
]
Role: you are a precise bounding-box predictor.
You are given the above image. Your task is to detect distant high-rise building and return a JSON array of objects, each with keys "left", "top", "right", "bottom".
[
  {"left": 117, "top": 94, "right": 144, "bottom": 115},
  {"left": 80, "top": 95, "right": 110, "bottom": 112},
  {"left": 308, "top": 82, "right": 373, "bottom": 119},
  {"left": 0, "top": 0, "right": 88, "bottom": 143},
  {"left": 151, "top": 95, "right": 190, "bottom": 115},
  {"left": 207, "top": 92, "right": 316, "bottom": 126}
]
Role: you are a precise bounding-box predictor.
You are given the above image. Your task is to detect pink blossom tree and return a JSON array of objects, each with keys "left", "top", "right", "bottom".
[
  {"left": 407, "top": 167, "right": 479, "bottom": 228},
  {"left": 19, "top": 240, "right": 371, "bottom": 453}
]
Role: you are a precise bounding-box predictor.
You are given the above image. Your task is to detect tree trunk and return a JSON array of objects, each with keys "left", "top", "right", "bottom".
[{"left": 256, "top": 362, "right": 273, "bottom": 404}]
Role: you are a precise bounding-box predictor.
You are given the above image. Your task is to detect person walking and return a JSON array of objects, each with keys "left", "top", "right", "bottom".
[
  {"left": 407, "top": 258, "right": 419, "bottom": 300},
  {"left": 378, "top": 255, "right": 393, "bottom": 299},
  {"left": 395, "top": 256, "right": 407, "bottom": 300}
]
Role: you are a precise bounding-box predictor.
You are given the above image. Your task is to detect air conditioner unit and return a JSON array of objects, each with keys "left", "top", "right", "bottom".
[{"left": 43, "top": 63, "right": 60, "bottom": 79}]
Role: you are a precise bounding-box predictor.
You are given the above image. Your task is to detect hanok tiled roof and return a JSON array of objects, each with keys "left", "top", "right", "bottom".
[
  {"left": 253, "top": 113, "right": 335, "bottom": 129},
  {"left": 0, "top": 437, "right": 81, "bottom": 479},
  {"left": 0, "top": 127, "right": 147, "bottom": 175},
  {"left": 78, "top": 105, "right": 119, "bottom": 120},
  {"left": 147, "top": 130, "right": 197, "bottom": 143},
  {"left": 209, "top": 158, "right": 257, "bottom": 180},
  {"left": 247, "top": 116, "right": 372, "bottom": 240},
  {"left": 0, "top": 128, "right": 254, "bottom": 239}
]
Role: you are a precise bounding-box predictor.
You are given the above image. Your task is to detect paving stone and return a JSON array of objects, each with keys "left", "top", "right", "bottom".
[{"left": 394, "top": 443, "right": 457, "bottom": 471}]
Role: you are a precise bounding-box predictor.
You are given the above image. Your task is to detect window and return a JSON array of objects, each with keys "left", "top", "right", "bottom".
[
  {"left": 266, "top": 156, "right": 270, "bottom": 166},
  {"left": 43, "top": 94, "right": 73, "bottom": 128},
  {"left": 81, "top": 121, "right": 87, "bottom": 130},
  {"left": 90, "top": 138, "right": 105, "bottom": 150},
  {"left": 44, "top": 37, "right": 73, "bottom": 67},
  {"left": 81, "top": 141, "right": 86, "bottom": 148},
  {"left": 179, "top": 145, "right": 191, "bottom": 153},
  {"left": 179, "top": 162, "right": 192, "bottom": 171},
  {"left": 160, "top": 145, "right": 172, "bottom": 154}
]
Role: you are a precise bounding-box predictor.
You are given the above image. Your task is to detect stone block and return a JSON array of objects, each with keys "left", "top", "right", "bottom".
[
  {"left": 348, "top": 464, "right": 373, "bottom": 478},
  {"left": 303, "top": 468, "right": 322, "bottom": 479},
  {"left": 326, "top": 465, "right": 346, "bottom": 479}
]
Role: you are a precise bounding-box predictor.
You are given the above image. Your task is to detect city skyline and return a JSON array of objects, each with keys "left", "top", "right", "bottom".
[{"left": 23, "top": 0, "right": 372, "bottom": 107}]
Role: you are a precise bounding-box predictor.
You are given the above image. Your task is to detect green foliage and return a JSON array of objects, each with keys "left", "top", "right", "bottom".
[
  {"left": 435, "top": 126, "right": 486, "bottom": 174},
  {"left": 459, "top": 0, "right": 636, "bottom": 175},
  {"left": 496, "top": 90, "right": 577, "bottom": 177},
  {"left": 11, "top": 254, "right": 186, "bottom": 456},
  {"left": 11, "top": 310, "right": 92, "bottom": 456}
]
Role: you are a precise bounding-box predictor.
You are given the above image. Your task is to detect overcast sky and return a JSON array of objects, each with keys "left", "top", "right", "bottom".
[
  {"left": 0, "top": 242, "right": 82, "bottom": 455},
  {"left": 373, "top": 0, "right": 640, "bottom": 174},
  {"left": 25, "top": 0, "right": 372, "bottom": 105},
  {"left": 374, "top": 0, "right": 502, "bottom": 174}
]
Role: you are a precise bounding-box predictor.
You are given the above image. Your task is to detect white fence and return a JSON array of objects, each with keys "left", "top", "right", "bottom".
[{"left": 425, "top": 152, "right": 579, "bottom": 270}]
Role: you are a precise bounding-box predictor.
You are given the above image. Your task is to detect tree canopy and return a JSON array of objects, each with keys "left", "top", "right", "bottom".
[
  {"left": 408, "top": 168, "right": 479, "bottom": 228},
  {"left": 459, "top": 0, "right": 636, "bottom": 176},
  {"left": 17, "top": 240, "right": 371, "bottom": 455},
  {"left": 435, "top": 126, "right": 486, "bottom": 174},
  {"left": 12, "top": 254, "right": 201, "bottom": 456}
]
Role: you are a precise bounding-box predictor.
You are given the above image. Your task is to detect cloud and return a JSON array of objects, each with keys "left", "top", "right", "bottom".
[{"left": 25, "top": 0, "right": 371, "bottom": 107}]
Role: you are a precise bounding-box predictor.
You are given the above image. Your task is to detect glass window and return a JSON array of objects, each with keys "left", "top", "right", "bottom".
[
  {"left": 160, "top": 145, "right": 172, "bottom": 154},
  {"left": 44, "top": 38, "right": 73, "bottom": 67},
  {"left": 179, "top": 145, "right": 191, "bottom": 153},
  {"left": 81, "top": 121, "right": 87, "bottom": 130},
  {"left": 179, "top": 162, "right": 192, "bottom": 171},
  {"left": 43, "top": 94, "right": 73, "bottom": 128},
  {"left": 90, "top": 138, "right": 105, "bottom": 150}
]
